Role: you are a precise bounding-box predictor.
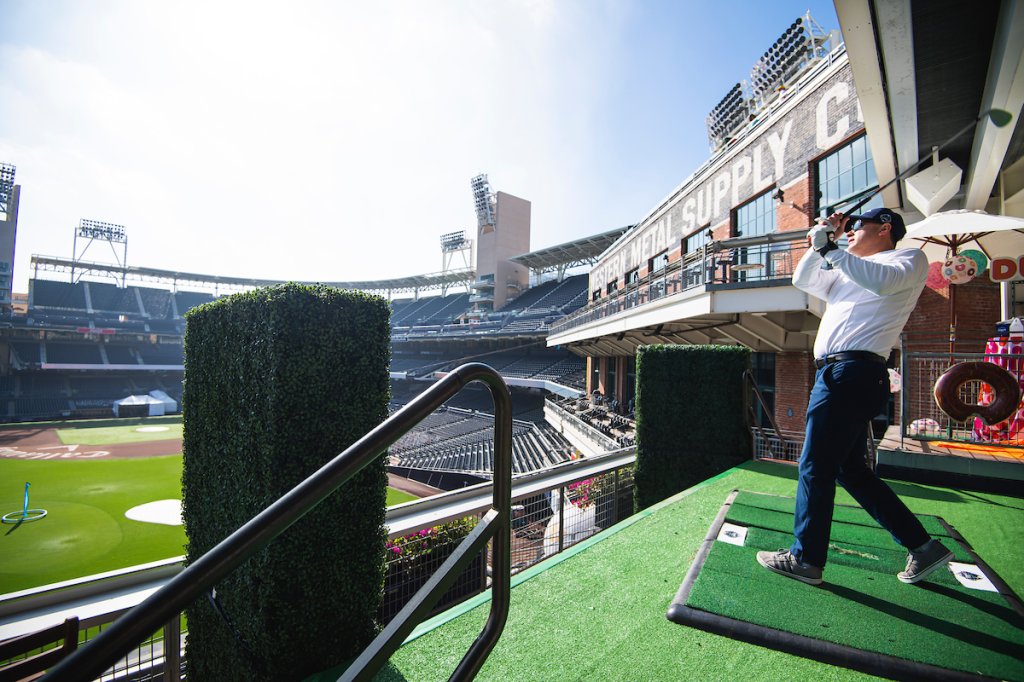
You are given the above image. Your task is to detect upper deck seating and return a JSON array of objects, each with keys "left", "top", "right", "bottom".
[
  {"left": 31, "top": 280, "right": 88, "bottom": 310},
  {"left": 497, "top": 279, "right": 560, "bottom": 313},
  {"left": 419, "top": 293, "right": 472, "bottom": 325},
  {"left": 88, "top": 282, "right": 140, "bottom": 314},
  {"left": 530, "top": 274, "right": 588, "bottom": 311},
  {"left": 173, "top": 291, "right": 215, "bottom": 315},
  {"left": 138, "top": 286, "right": 174, "bottom": 318}
]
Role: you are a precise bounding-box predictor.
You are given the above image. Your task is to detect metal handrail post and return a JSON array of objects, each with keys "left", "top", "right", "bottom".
[{"left": 43, "top": 363, "right": 512, "bottom": 682}]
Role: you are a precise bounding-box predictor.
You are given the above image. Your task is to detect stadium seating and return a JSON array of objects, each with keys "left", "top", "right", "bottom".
[
  {"left": 10, "top": 341, "right": 41, "bottom": 367},
  {"left": 3, "top": 272, "right": 588, "bottom": 426},
  {"left": 104, "top": 345, "right": 138, "bottom": 365},
  {"left": 135, "top": 343, "right": 184, "bottom": 365},
  {"left": 45, "top": 342, "right": 103, "bottom": 364},
  {"left": 31, "top": 280, "right": 88, "bottom": 310},
  {"left": 70, "top": 376, "right": 133, "bottom": 399},
  {"left": 137, "top": 286, "right": 174, "bottom": 318},
  {"left": 173, "top": 291, "right": 216, "bottom": 315},
  {"left": 389, "top": 406, "right": 572, "bottom": 477},
  {"left": 88, "top": 282, "right": 141, "bottom": 314}
]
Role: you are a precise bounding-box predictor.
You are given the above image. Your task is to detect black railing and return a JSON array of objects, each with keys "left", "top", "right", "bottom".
[
  {"left": 43, "top": 362, "right": 513, "bottom": 682},
  {"left": 549, "top": 229, "right": 811, "bottom": 337}
]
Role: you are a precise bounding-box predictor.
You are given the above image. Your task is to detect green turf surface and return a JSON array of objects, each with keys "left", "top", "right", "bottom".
[
  {"left": 55, "top": 422, "right": 184, "bottom": 445},
  {"left": 0, "top": 455, "right": 420, "bottom": 595},
  {"left": 0, "top": 455, "right": 187, "bottom": 594},
  {"left": 386, "top": 488, "right": 418, "bottom": 506},
  {"left": 341, "top": 461, "right": 1023, "bottom": 682},
  {"left": 0, "top": 415, "right": 181, "bottom": 432},
  {"left": 678, "top": 491, "right": 1024, "bottom": 680}
]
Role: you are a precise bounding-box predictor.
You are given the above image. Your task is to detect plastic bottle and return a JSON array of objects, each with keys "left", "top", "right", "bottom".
[{"left": 1010, "top": 317, "right": 1024, "bottom": 339}]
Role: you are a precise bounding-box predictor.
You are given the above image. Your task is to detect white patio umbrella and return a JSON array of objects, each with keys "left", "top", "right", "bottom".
[{"left": 903, "top": 209, "right": 1024, "bottom": 347}]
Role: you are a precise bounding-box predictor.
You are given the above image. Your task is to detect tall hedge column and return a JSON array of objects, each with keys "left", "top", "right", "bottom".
[
  {"left": 181, "top": 284, "right": 391, "bottom": 681},
  {"left": 634, "top": 344, "right": 751, "bottom": 510}
]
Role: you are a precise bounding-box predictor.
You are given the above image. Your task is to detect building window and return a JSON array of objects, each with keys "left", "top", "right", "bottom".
[
  {"left": 606, "top": 279, "right": 619, "bottom": 295},
  {"left": 816, "top": 134, "right": 881, "bottom": 217},
  {"left": 731, "top": 190, "right": 775, "bottom": 280},
  {"left": 751, "top": 352, "right": 775, "bottom": 428},
  {"left": 626, "top": 267, "right": 640, "bottom": 285},
  {"left": 735, "top": 190, "right": 776, "bottom": 238},
  {"left": 592, "top": 289, "right": 601, "bottom": 302},
  {"left": 683, "top": 227, "right": 711, "bottom": 254},
  {"left": 648, "top": 250, "right": 669, "bottom": 274}
]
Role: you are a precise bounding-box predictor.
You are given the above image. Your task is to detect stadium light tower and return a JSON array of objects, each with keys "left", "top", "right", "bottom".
[
  {"left": 72, "top": 219, "right": 128, "bottom": 285},
  {"left": 705, "top": 11, "right": 837, "bottom": 152},
  {"left": 470, "top": 174, "right": 496, "bottom": 233},
  {"left": 0, "top": 163, "right": 15, "bottom": 221},
  {"left": 0, "top": 163, "right": 17, "bottom": 308},
  {"left": 439, "top": 229, "right": 474, "bottom": 295}
]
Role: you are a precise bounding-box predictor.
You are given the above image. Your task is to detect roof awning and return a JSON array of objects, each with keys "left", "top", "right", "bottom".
[{"left": 835, "top": 0, "right": 1024, "bottom": 212}]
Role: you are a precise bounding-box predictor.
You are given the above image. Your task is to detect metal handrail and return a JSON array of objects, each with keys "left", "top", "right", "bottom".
[{"left": 43, "top": 362, "right": 513, "bottom": 682}]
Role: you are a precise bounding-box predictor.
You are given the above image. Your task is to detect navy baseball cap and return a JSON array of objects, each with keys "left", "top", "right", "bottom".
[{"left": 847, "top": 207, "right": 906, "bottom": 242}]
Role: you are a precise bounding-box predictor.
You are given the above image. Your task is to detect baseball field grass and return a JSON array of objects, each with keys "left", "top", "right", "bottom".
[
  {"left": 0, "top": 454, "right": 419, "bottom": 595},
  {"left": 55, "top": 422, "right": 185, "bottom": 445}
]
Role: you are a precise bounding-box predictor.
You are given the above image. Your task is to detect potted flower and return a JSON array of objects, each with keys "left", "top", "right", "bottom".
[{"left": 380, "top": 516, "right": 484, "bottom": 622}]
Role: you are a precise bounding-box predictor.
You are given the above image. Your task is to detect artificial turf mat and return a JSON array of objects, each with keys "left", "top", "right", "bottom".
[
  {"left": 668, "top": 490, "right": 1024, "bottom": 681},
  {"left": 301, "top": 462, "right": 1023, "bottom": 681}
]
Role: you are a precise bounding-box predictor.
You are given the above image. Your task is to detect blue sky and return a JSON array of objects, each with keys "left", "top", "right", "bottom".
[{"left": 0, "top": 0, "right": 839, "bottom": 293}]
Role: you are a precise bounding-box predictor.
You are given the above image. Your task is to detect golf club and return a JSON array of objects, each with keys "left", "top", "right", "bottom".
[{"left": 818, "top": 107, "right": 1014, "bottom": 267}]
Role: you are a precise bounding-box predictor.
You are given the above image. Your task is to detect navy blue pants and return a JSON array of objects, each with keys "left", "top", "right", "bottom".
[{"left": 790, "top": 359, "right": 930, "bottom": 568}]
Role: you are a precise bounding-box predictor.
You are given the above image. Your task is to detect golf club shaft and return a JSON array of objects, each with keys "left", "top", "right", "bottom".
[
  {"left": 842, "top": 108, "right": 1010, "bottom": 217},
  {"left": 815, "top": 107, "right": 1012, "bottom": 270}
]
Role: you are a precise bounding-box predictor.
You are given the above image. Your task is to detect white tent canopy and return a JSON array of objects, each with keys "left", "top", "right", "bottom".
[{"left": 113, "top": 393, "right": 166, "bottom": 417}]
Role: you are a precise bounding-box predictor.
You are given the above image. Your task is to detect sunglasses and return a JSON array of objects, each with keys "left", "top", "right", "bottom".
[{"left": 846, "top": 217, "right": 891, "bottom": 233}]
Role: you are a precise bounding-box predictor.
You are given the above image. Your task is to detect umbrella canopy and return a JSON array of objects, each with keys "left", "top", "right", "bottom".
[
  {"left": 904, "top": 209, "right": 1024, "bottom": 261},
  {"left": 903, "top": 209, "right": 1024, "bottom": 348}
]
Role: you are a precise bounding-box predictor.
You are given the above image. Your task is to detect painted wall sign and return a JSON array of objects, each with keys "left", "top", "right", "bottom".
[
  {"left": 591, "top": 58, "right": 862, "bottom": 289},
  {"left": 990, "top": 256, "right": 1024, "bottom": 282}
]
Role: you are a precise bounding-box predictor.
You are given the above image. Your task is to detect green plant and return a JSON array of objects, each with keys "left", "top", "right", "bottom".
[
  {"left": 566, "top": 475, "right": 608, "bottom": 509},
  {"left": 385, "top": 517, "right": 478, "bottom": 568},
  {"left": 181, "top": 283, "right": 390, "bottom": 681},
  {"left": 634, "top": 344, "right": 751, "bottom": 510}
]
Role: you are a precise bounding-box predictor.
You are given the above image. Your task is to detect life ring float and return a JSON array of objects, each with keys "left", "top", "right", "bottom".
[{"left": 933, "top": 361, "right": 1021, "bottom": 425}]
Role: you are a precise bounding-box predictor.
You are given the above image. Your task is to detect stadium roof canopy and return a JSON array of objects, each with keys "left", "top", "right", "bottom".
[
  {"left": 509, "top": 226, "right": 632, "bottom": 277},
  {"left": 29, "top": 255, "right": 475, "bottom": 297}
]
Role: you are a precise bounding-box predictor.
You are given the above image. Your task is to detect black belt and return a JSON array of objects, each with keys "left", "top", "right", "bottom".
[{"left": 814, "top": 351, "right": 886, "bottom": 369}]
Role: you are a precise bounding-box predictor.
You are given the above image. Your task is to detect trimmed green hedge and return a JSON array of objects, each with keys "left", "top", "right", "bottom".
[
  {"left": 634, "top": 345, "right": 751, "bottom": 510},
  {"left": 181, "top": 283, "right": 391, "bottom": 681}
]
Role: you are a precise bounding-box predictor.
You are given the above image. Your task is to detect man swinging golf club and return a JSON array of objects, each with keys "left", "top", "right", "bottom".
[{"left": 756, "top": 208, "right": 953, "bottom": 585}]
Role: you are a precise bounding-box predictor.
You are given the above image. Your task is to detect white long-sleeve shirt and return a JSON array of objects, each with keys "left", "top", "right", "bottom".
[{"left": 793, "top": 246, "right": 929, "bottom": 359}]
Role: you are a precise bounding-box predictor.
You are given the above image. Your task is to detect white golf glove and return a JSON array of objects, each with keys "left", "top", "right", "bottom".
[
  {"left": 810, "top": 223, "right": 839, "bottom": 258},
  {"left": 809, "top": 223, "right": 834, "bottom": 251}
]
